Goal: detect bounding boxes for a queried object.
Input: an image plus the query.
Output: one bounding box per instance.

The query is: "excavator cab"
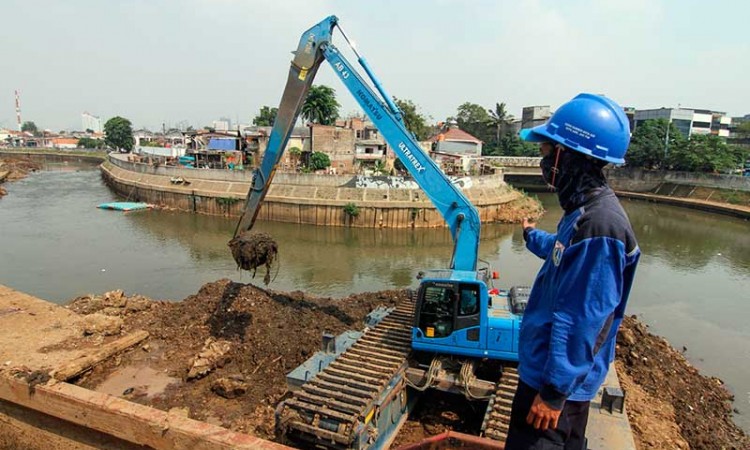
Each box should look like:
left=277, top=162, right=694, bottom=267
left=412, top=272, right=488, bottom=355
left=415, top=281, right=480, bottom=340
left=411, top=270, right=522, bottom=362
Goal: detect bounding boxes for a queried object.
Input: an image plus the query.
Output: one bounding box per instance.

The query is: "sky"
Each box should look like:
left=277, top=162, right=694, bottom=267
left=0, top=0, right=748, bottom=132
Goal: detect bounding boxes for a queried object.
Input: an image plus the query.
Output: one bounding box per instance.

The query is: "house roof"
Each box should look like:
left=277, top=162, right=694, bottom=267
left=428, top=127, right=482, bottom=144
left=52, top=138, right=79, bottom=145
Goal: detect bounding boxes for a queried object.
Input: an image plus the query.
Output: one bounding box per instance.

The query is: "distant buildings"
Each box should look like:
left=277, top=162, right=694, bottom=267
left=509, top=105, right=552, bottom=134
left=212, top=117, right=232, bottom=132
left=511, top=103, right=732, bottom=139
left=427, top=124, right=483, bottom=175
left=51, top=137, right=79, bottom=149
left=634, top=108, right=730, bottom=137
left=81, top=112, right=102, bottom=133
left=521, top=106, right=552, bottom=130
left=729, top=114, right=750, bottom=138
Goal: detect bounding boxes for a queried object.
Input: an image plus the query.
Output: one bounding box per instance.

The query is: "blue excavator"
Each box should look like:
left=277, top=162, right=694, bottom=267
left=232, top=16, right=526, bottom=449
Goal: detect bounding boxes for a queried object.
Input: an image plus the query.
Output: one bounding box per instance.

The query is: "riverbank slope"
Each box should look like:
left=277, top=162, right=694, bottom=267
left=0, top=156, right=42, bottom=197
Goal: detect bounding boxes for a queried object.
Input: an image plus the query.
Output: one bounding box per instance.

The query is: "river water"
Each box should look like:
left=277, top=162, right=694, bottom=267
left=1, top=166, right=749, bottom=431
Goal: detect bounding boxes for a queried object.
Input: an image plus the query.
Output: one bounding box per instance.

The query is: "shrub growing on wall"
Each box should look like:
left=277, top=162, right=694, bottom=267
left=343, top=202, right=360, bottom=218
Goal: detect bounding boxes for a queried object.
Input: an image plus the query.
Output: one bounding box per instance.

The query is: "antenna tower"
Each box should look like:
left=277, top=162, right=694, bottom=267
left=15, top=90, right=22, bottom=131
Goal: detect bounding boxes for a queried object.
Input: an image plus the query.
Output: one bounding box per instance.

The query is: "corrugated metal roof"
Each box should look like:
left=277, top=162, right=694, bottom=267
left=208, top=138, right=238, bottom=150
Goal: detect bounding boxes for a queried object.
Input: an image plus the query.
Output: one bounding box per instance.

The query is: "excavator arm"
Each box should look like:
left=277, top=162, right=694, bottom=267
left=234, top=15, right=481, bottom=271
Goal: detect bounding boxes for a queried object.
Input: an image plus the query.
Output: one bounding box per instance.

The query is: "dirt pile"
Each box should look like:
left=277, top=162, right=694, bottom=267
left=0, top=156, right=42, bottom=197
left=497, top=189, right=545, bottom=224
left=69, top=280, right=405, bottom=440
left=616, top=315, right=750, bottom=449
left=65, top=285, right=749, bottom=448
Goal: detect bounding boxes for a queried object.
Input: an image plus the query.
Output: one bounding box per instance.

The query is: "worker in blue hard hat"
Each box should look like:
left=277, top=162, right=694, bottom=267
left=505, top=93, right=640, bottom=450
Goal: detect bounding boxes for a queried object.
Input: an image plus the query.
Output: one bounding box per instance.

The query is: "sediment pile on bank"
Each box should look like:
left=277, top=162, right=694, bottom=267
left=0, top=157, right=41, bottom=197
left=616, top=315, right=749, bottom=449
left=66, top=284, right=749, bottom=448
left=68, top=281, right=404, bottom=439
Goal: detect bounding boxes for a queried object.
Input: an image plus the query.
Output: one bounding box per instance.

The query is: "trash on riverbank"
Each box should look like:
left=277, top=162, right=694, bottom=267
left=65, top=282, right=749, bottom=448
left=228, top=232, right=279, bottom=284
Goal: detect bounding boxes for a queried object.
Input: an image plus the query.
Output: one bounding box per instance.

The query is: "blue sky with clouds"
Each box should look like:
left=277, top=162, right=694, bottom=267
left=1, top=0, right=747, bottom=131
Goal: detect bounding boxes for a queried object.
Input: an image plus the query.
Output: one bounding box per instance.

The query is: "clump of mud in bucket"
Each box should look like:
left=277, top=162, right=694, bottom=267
left=228, top=232, right=278, bottom=285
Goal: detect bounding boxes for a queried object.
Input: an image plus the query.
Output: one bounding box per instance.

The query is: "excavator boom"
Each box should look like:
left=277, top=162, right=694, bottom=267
left=233, top=17, right=334, bottom=237
left=233, top=15, right=480, bottom=271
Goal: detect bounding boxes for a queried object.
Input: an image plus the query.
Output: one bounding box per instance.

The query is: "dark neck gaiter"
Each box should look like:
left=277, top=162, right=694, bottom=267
left=541, top=148, right=609, bottom=213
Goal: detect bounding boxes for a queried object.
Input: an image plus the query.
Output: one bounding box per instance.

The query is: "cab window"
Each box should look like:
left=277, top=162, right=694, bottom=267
left=458, top=284, right=479, bottom=316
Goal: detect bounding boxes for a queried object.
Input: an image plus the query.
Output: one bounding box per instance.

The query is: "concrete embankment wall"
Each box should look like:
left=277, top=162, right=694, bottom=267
left=606, top=167, right=750, bottom=192
left=0, top=149, right=104, bottom=166
left=101, top=155, right=531, bottom=228
left=605, top=167, right=750, bottom=219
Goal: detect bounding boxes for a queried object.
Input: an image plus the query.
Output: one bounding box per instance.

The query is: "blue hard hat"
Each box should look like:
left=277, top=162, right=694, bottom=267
left=519, top=93, right=631, bottom=164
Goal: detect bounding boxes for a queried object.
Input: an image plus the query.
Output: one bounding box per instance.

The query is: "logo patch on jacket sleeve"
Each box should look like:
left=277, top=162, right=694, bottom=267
left=552, top=241, right=566, bottom=266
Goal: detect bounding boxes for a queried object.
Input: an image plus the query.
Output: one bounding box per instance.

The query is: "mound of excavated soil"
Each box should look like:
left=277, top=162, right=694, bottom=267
left=70, top=280, right=405, bottom=439
left=616, top=315, right=750, bottom=449
left=67, top=285, right=749, bottom=449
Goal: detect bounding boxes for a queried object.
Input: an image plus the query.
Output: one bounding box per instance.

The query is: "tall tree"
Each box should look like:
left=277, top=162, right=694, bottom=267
left=735, top=121, right=750, bottom=137
left=393, top=97, right=431, bottom=141
left=453, top=102, right=492, bottom=143
left=497, top=133, right=538, bottom=156
left=669, top=134, right=744, bottom=173
left=253, top=106, right=278, bottom=126
left=21, top=121, right=39, bottom=136
left=302, top=85, right=340, bottom=126
left=488, top=103, right=513, bottom=144
left=626, top=119, right=685, bottom=169
left=104, top=116, right=134, bottom=152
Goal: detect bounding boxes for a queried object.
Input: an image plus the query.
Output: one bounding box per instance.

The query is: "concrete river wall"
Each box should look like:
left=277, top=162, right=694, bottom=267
left=100, top=154, right=533, bottom=228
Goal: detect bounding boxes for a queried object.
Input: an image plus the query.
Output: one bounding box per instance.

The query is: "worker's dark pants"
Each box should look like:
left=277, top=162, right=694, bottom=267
left=504, top=380, right=590, bottom=450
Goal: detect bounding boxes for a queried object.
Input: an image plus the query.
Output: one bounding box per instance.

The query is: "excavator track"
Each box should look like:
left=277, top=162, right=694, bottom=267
left=278, top=299, right=415, bottom=449
left=481, top=365, right=519, bottom=443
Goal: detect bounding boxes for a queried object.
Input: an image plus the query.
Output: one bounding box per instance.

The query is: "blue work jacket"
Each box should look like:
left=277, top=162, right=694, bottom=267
left=519, top=188, right=640, bottom=408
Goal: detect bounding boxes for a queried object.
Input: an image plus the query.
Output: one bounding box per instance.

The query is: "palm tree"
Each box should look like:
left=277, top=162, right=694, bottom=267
left=302, top=85, right=341, bottom=125
left=488, top=102, right=514, bottom=144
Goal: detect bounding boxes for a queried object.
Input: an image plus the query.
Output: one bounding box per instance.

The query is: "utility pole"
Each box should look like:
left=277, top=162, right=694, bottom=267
left=664, top=118, right=670, bottom=160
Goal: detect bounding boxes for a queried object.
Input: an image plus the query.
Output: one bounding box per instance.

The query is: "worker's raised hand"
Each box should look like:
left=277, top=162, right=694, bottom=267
left=526, top=394, right=561, bottom=431
left=522, top=217, right=537, bottom=230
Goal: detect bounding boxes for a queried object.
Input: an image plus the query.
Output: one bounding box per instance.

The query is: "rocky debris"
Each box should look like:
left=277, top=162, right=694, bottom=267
left=211, top=375, right=248, bottom=399
left=80, top=313, right=123, bottom=336
left=617, top=315, right=750, bottom=449
left=228, top=232, right=278, bottom=285
left=9, top=367, right=52, bottom=395
left=168, top=406, right=190, bottom=418
left=186, top=338, right=232, bottom=381
left=0, top=157, right=41, bottom=180
left=0, top=157, right=42, bottom=198
left=68, top=290, right=155, bottom=316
